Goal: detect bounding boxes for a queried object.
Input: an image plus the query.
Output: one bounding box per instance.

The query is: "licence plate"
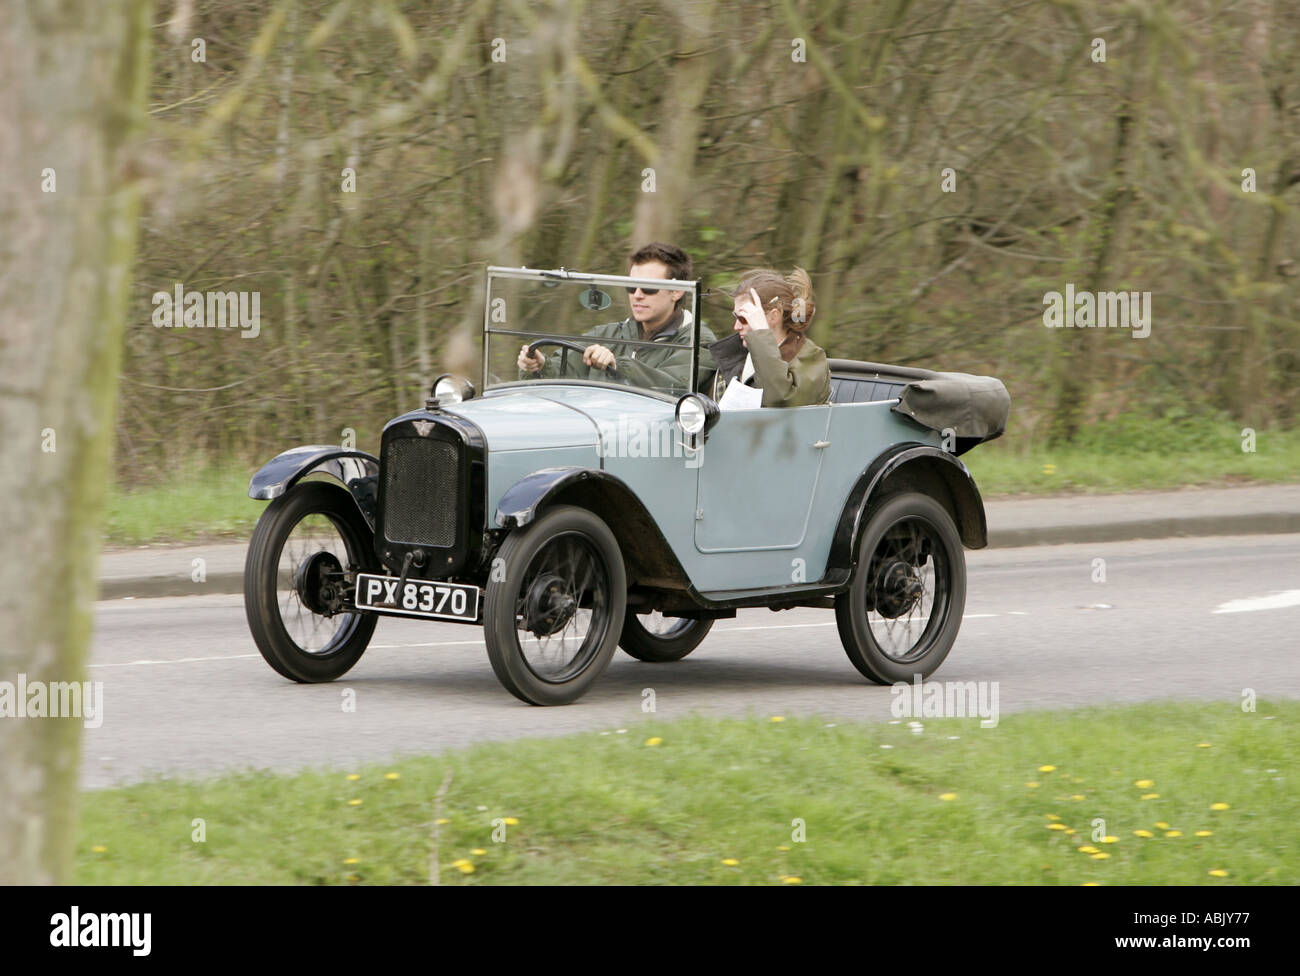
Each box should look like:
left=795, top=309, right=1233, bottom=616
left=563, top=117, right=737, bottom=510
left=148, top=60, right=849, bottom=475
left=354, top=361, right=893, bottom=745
left=355, top=573, right=481, bottom=622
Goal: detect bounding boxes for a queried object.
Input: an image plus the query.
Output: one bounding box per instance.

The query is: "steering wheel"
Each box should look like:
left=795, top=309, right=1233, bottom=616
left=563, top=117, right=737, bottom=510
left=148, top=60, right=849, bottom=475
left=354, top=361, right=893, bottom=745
left=527, top=338, right=624, bottom=383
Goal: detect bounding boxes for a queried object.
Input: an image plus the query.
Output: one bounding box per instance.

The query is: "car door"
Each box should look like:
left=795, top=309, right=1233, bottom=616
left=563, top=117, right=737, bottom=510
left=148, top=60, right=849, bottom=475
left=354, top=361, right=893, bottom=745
left=693, top=405, right=832, bottom=553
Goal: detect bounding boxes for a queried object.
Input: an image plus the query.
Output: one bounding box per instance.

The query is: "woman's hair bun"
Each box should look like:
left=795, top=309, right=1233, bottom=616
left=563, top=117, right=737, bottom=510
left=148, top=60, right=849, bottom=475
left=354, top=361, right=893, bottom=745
left=785, top=267, right=815, bottom=329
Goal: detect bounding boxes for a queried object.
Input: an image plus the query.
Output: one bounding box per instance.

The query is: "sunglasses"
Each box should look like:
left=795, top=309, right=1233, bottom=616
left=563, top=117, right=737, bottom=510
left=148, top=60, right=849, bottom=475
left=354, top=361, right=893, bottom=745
left=625, top=286, right=660, bottom=296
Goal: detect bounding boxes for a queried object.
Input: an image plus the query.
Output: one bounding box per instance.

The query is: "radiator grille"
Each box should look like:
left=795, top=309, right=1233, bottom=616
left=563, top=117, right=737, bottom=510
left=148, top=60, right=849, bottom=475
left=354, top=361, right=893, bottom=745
left=382, top=437, right=459, bottom=547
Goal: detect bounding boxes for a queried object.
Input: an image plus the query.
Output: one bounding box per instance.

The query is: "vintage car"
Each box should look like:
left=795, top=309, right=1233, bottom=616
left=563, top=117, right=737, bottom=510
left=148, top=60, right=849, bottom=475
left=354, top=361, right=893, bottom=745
left=244, top=267, right=1010, bottom=705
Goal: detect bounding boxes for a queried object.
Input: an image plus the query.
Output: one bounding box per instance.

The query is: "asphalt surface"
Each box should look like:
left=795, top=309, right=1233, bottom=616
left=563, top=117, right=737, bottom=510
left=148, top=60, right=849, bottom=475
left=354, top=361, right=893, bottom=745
left=84, top=532, right=1300, bottom=789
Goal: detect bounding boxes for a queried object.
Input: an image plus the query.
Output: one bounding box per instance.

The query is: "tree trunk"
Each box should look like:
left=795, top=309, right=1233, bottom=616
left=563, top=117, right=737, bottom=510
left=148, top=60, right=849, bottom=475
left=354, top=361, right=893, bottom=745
left=0, top=0, right=151, bottom=884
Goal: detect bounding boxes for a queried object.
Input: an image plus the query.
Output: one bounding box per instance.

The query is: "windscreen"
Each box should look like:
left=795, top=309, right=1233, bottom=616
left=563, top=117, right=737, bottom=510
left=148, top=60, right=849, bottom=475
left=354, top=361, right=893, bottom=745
left=483, top=268, right=709, bottom=399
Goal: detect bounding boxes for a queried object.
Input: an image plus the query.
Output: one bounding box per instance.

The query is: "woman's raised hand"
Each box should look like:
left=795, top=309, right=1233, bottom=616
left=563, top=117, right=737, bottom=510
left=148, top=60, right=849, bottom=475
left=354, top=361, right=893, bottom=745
left=733, top=288, right=769, bottom=335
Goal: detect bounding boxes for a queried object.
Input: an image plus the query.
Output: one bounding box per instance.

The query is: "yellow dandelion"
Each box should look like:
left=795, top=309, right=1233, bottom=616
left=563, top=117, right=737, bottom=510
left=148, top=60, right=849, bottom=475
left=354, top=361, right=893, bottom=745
left=346, top=774, right=360, bottom=781
left=435, top=818, right=450, bottom=825
left=1064, top=828, right=1077, bottom=835
left=1134, top=779, right=1154, bottom=788
left=1090, top=852, right=1111, bottom=860
left=781, top=876, right=802, bottom=884
left=1210, top=802, right=1230, bottom=811
left=1196, top=743, right=1212, bottom=749
left=1208, top=869, right=1229, bottom=878
left=1047, top=823, right=1068, bottom=831
left=1100, top=836, right=1119, bottom=844
left=1155, top=822, right=1169, bottom=829
left=1195, top=830, right=1212, bottom=837
left=1038, top=765, right=1057, bottom=773
left=777, top=845, right=790, bottom=851
left=471, top=848, right=487, bottom=856
left=645, top=737, right=663, bottom=747
left=769, top=716, right=785, bottom=723
left=1026, top=782, right=1040, bottom=788
left=1165, top=830, right=1182, bottom=838
left=449, top=858, right=469, bottom=867
left=347, top=799, right=363, bottom=806
left=1134, top=830, right=1154, bottom=838
left=91, top=845, right=107, bottom=854
left=1070, top=794, right=1086, bottom=801
left=1081, top=882, right=1100, bottom=886
left=939, top=793, right=957, bottom=801
left=343, top=857, right=360, bottom=865
left=1078, top=846, right=1100, bottom=854
left=457, top=862, right=476, bottom=874
left=1045, top=814, right=1061, bottom=821
left=1140, top=793, right=1159, bottom=800
left=503, top=817, right=519, bottom=825
left=384, top=772, right=400, bottom=780
left=721, top=858, right=739, bottom=866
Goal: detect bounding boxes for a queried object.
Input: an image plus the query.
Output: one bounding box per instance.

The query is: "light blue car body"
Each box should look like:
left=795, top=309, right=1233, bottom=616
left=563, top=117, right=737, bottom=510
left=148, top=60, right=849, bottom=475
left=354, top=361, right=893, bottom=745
left=439, top=381, right=941, bottom=596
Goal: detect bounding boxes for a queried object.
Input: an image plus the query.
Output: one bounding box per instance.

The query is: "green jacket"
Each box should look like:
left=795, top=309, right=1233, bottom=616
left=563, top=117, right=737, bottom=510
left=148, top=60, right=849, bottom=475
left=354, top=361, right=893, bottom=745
left=521, top=309, right=716, bottom=395
left=708, top=330, right=831, bottom=407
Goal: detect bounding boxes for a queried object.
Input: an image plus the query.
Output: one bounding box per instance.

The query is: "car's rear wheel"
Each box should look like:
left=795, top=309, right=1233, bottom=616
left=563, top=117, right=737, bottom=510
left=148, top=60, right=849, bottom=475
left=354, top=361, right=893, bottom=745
left=244, top=481, right=378, bottom=683
left=483, top=506, right=626, bottom=705
left=619, top=611, right=713, bottom=662
left=835, top=492, right=966, bottom=685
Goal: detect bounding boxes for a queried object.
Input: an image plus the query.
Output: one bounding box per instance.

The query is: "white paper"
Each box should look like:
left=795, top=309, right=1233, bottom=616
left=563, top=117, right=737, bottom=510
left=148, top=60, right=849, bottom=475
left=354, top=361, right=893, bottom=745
left=718, top=377, right=763, bottom=410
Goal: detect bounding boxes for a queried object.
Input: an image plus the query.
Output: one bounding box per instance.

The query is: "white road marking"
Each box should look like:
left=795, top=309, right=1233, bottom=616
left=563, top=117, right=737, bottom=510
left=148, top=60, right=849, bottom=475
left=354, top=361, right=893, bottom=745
left=91, top=612, right=1014, bottom=668
left=1212, top=590, right=1300, bottom=614
left=90, top=653, right=259, bottom=669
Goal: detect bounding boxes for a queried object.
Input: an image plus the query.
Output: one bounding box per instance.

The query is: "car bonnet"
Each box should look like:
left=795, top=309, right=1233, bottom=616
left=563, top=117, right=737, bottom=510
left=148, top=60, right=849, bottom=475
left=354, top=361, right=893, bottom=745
left=437, top=386, right=602, bottom=450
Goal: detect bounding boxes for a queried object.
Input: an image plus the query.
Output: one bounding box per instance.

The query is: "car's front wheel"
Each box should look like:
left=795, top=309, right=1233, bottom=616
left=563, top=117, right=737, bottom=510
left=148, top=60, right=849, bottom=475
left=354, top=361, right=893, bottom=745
left=483, top=506, right=627, bottom=705
left=835, top=492, right=966, bottom=684
left=619, top=612, right=713, bottom=662
left=244, top=481, right=378, bottom=683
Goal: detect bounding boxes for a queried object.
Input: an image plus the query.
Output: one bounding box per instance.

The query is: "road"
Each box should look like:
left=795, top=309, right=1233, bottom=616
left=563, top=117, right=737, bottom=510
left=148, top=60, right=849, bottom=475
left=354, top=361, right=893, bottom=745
left=84, top=534, right=1300, bottom=788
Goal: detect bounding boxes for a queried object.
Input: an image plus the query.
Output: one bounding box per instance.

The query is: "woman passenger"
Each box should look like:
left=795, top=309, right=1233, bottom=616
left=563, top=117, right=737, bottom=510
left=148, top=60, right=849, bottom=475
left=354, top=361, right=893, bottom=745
left=708, top=267, right=831, bottom=407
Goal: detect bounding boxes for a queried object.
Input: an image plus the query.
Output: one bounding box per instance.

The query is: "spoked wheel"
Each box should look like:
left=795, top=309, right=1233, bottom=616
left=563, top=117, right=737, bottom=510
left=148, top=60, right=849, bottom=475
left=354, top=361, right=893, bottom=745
left=619, top=611, right=714, bottom=662
left=835, top=492, right=966, bottom=684
left=483, top=506, right=626, bottom=705
left=244, top=482, right=378, bottom=682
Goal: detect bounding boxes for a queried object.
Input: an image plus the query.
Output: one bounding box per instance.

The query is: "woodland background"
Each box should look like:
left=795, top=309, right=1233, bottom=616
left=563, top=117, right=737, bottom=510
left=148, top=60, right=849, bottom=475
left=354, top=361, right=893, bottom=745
left=121, top=0, right=1300, bottom=471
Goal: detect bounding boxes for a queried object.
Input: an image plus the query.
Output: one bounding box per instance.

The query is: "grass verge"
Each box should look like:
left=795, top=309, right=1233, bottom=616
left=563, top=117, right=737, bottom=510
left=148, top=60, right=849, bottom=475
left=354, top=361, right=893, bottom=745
left=76, top=701, right=1296, bottom=885
left=106, top=467, right=260, bottom=547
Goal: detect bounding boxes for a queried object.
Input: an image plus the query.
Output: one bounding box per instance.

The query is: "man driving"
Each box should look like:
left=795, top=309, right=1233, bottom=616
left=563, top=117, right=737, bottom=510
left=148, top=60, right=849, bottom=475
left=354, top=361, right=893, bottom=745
left=516, top=242, right=716, bottom=394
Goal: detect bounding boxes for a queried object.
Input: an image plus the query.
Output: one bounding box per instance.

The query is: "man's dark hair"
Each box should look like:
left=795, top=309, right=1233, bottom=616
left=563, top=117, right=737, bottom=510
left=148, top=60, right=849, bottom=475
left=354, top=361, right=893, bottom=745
left=629, top=242, right=693, bottom=282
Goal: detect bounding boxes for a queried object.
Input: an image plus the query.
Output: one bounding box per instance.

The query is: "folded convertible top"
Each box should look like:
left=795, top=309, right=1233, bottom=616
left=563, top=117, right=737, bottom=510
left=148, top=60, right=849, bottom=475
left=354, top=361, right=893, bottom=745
left=892, top=371, right=1010, bottom=449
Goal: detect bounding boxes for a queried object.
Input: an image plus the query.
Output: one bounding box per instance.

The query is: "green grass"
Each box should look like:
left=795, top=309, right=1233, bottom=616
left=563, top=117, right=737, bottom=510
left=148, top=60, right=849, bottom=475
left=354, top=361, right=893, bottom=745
left=965, top=414, right=1300, bottom=496
left=105, top=417, right=1300, bottom=546
left=75, top=702, right=1297, bottom=885
left=105, top=466, right=260, bottom=546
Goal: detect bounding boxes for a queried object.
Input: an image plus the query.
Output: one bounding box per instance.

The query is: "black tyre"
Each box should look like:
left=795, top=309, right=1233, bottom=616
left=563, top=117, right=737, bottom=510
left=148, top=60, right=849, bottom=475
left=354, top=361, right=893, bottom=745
left=834, top=492, right=966, bottom=685
left=483, top=506, right=626, bottom=705
left=620, top=612, right=713, bottom=662
left=244, top=481, right=378, bottom=683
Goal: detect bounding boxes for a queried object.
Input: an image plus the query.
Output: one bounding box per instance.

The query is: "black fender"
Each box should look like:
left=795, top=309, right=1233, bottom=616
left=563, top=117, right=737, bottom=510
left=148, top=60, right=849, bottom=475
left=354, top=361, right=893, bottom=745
left=828, top=443, right=987, bottom=573
left=248, top=446, right=379, bottom=530
left=495, top=467, right=693, bottom=591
